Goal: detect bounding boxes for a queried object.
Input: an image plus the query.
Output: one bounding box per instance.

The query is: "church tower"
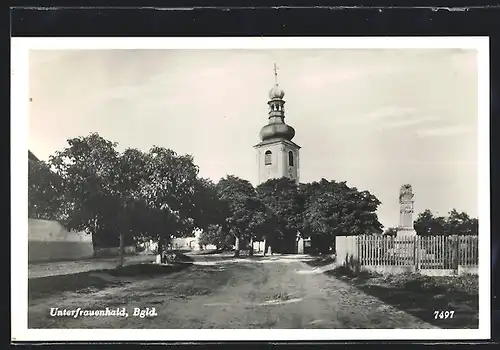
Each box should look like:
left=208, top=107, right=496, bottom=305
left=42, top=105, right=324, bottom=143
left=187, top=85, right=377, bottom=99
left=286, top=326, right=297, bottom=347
left=254, top=64, right=301, bottom=185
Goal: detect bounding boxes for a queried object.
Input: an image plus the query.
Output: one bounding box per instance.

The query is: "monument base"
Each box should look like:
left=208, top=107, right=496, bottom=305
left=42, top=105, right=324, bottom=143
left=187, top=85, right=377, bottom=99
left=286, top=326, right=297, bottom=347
left=394, top=228, right=417, bottom=252
left=297, top=238, right=304, bottom=254
left=396, top=228, right=417, bottom=238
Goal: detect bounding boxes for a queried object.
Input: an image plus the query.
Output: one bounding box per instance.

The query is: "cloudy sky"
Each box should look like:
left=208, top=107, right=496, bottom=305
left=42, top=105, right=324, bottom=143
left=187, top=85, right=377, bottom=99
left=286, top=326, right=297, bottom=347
left=28, top=48, right=478, bottom=229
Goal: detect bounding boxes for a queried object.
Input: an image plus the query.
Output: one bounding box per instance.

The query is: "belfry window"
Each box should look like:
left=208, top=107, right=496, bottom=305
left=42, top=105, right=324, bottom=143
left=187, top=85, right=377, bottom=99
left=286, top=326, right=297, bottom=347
left=265, top=151, right=272, bottom=165
left=288, top=151, right=294, bottom=166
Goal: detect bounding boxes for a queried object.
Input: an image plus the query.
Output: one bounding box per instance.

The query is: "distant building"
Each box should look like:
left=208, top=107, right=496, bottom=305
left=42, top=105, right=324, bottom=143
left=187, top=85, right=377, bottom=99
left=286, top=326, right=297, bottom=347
left=28, top=150, right=40, bottom=162
left=171, top=230, right=202, bottom=251
left=170, top=229, right=216, bottom=251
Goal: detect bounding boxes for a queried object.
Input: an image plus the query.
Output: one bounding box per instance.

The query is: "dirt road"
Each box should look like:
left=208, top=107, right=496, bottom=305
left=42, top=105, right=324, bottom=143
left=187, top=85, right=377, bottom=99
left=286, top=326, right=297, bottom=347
left=28, top=254, right=438, bottom=329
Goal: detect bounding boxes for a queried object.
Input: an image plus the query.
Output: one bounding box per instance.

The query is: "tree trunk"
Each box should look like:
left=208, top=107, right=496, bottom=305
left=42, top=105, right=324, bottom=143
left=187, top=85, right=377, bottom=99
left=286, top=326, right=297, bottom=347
left=249, top=237, right=254, bottom=256
left=234, top=236, right=240, bottom=257
left=117, top=232, right=124, bottom=268
left=263, top=237, right=267, bottom=256
left=157, top=236, right=163, bottom=264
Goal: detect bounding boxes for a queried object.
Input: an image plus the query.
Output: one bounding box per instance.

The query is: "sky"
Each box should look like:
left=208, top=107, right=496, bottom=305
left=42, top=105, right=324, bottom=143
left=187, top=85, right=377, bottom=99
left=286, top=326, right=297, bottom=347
left=28, top=48, right=479, bottom=229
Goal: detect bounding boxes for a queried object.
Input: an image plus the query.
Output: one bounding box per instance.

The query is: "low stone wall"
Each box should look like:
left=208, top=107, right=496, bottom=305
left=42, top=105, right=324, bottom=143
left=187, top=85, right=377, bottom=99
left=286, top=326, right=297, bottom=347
left=458, top=265, right=478, bottom=276
left=362, top=265, right=417, bottom=274
left=419, top=269, right=457, bottom=277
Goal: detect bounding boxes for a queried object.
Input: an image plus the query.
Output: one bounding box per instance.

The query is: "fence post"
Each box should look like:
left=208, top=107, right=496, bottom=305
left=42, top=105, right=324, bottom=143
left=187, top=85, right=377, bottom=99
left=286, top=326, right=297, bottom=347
left=356, top=235, right=359, bottom=268
left=414, top=235, right=419, bottom=271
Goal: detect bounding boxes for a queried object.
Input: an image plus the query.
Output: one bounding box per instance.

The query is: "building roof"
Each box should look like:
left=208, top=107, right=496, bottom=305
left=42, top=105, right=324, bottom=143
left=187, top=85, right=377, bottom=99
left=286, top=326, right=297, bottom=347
left=28, top=150, right=40, bottom=162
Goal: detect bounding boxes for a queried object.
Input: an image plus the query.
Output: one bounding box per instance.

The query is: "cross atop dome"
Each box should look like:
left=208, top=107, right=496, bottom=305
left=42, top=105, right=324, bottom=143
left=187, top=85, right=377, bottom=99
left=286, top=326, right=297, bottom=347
left=273, top=62, right=279, bottom=85
left=269, top=62, right=285, bottom=100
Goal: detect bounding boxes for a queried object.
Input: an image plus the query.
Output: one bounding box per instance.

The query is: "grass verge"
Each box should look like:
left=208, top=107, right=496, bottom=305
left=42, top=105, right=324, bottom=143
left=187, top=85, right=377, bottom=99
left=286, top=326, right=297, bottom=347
left=330, top=266, right=478, bottom=329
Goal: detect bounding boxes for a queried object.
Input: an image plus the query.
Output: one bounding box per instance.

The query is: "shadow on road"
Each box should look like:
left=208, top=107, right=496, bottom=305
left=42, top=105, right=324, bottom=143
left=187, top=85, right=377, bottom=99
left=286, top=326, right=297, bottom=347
left=328, top=267, right=479, bottom=329
left=192, top=249, right=226, bottom=255
left=29, top=263, right=192, bottom=301
left=302, top=255, right=336, bottom=268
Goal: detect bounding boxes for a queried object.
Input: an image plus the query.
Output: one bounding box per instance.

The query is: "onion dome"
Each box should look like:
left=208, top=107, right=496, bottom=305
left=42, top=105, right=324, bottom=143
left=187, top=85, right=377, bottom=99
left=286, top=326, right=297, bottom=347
left=258, top=63, right=296, bottom=142
left=269, top=85, right=285, bottom=99
left=260, top=123, right=295, bottom=141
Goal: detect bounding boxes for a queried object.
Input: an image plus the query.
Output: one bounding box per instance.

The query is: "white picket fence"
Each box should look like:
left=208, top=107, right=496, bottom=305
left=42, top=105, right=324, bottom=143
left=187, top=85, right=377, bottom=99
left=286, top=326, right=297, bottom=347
left=335, top=234, right=478, bottom=275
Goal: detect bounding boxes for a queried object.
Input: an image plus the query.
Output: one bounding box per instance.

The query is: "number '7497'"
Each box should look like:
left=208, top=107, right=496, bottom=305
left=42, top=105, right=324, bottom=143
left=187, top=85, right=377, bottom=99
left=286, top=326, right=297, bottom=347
left=434, top=310, right=455, bottom=319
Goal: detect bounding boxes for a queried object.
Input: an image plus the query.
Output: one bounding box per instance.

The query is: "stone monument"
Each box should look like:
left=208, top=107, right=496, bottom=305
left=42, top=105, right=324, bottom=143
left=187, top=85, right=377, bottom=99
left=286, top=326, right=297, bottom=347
left=297, top=232, right=304, bottom=254
left=396, top=184, right=417, bottom=237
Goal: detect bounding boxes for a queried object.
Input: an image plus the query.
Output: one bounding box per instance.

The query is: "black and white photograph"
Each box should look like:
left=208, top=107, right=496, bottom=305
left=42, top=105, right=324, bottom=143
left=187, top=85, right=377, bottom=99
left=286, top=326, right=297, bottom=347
left=11, top=37, right=490, bottom=341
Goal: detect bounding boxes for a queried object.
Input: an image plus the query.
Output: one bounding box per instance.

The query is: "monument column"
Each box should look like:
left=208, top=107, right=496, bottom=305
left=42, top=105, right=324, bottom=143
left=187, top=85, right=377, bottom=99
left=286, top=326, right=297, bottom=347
left=397, top=184, right=417, bottom=237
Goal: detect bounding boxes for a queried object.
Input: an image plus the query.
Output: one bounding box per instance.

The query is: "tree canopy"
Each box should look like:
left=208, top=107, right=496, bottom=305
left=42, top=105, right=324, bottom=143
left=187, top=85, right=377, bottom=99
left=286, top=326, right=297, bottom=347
left=30, top=132, right=477, bottom=262
left=29, top=132, right=387, bottom=258
left=414, top=208, right=478, bottom=236
left=31, top=133, right=221, bottom=266
left=300, top=179, right=383, bottom=253
left=215, top=175, right=270, bottom=256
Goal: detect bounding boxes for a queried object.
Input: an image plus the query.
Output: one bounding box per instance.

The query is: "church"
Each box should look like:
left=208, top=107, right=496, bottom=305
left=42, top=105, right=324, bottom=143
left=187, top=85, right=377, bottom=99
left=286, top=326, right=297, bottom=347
left=168, top=64, right=311, bottom=255
left=252, top=64, right=311, bottom=254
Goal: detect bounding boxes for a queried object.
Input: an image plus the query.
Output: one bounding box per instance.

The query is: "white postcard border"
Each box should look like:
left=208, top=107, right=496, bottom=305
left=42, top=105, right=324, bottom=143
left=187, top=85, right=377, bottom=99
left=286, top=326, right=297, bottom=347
left=11, top=36, right=490, bottom=342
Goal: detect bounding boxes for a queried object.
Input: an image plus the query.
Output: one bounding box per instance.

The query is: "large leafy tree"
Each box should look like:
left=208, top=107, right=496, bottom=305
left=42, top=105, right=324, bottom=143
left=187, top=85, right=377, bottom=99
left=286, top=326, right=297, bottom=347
left=300, top=179, right=383, bottom=253
left=139, top=146, right=202, bottom=259
left=413, top=209, right=448, bottom=236
left=215, top=175, right=268, bottom=257
left=45, top=132, right=222, bottom=266
left=112, top=147, right=151, bottom=266
left=446, top=208, right=478, bottom=235
left=256, top=177, right=304, bottom=254
left=191, top=177, right=227, bottom=231
left=193, top=177, right=235, bottom=251
left=49, top=133, right=122, bottom=245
